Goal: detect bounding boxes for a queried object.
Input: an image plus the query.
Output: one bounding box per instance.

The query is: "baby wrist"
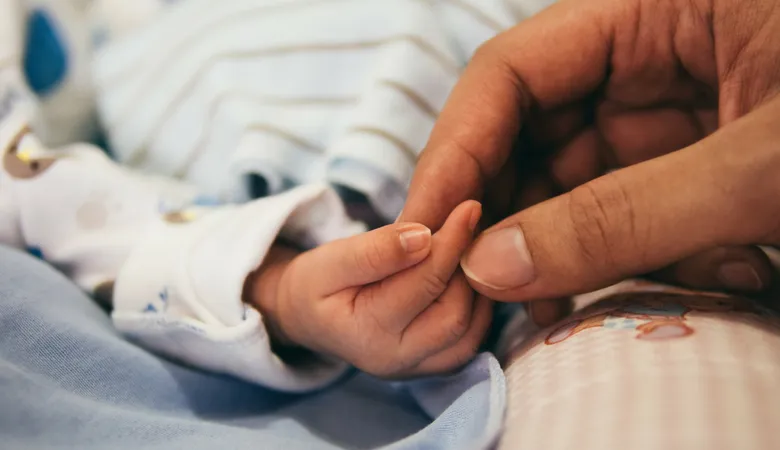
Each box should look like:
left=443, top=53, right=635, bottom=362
left=242, top=244, right=302, bottom=349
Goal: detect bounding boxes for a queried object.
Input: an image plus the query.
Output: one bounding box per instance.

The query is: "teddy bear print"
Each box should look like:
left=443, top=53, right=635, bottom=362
left=3, top=125, right=59, bottom=179
left=158, top=195, right=220, bottom=224
left=545, top=293, right=777, bottom=345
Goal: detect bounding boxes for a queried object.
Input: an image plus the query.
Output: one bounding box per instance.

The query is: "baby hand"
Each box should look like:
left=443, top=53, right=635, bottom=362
left=269, top=201, right=491, bottom=378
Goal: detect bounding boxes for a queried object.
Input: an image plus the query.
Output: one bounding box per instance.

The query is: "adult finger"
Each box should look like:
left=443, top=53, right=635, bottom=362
left=526, top=298, right=573, bottom=327
left=651, top=245, right=773, bottom=293
left=549, top=128, right=607, bottom=191
left=401, top=0, right=614, bottom=229
left=460, top=97, right=780, bottom=302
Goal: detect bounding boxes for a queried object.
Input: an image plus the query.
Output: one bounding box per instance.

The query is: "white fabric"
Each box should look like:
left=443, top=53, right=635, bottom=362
left=112, top=185, right=360, bottom=391
left=0, top=0, right=24, bottom=67
left=87, top=0, right=521, bottom=220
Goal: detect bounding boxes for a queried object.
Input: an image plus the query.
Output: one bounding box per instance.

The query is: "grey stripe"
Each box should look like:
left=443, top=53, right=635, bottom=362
left=442, top=0, right=506, bottom=33
left=347, top=126, right=418, bottom=164
left=97, top=0, right=350, bottom=87
left=171, top=93, right=355, bottom=176
left=169, top=122, right=325, bottom=177
left=377, top=79, right=439, bottom=120
left=116, top=34, right=459, bottom=164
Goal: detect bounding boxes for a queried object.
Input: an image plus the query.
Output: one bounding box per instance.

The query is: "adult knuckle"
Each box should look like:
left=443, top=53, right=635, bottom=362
left=472, top=39, right=497, bottom=63
left=567, top=175, right=639, bottom=267
left=472, top=29, right=514, bottom=63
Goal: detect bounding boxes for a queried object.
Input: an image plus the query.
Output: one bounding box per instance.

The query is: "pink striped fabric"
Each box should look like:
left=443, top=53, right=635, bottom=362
left=498, top=280, right=780, bottom=450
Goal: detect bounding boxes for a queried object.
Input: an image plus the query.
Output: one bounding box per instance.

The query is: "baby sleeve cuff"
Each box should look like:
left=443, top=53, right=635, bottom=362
left=112, top=184, right=365, bottom=392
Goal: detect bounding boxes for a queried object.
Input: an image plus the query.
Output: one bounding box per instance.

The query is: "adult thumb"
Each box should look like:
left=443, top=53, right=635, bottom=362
left=460, top=99, right=780, bottom=302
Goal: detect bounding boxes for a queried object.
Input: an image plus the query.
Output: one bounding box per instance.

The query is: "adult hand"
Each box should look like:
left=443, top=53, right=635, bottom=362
left=401, top=0, right=780, bottom=320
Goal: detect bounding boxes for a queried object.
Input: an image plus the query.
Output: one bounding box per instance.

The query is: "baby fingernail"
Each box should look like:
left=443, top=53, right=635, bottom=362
left=717, top=261, right=764, bottom=291
left=399, top=225, right=431, bottom=253
left=461, top=226, right=535, bottom=290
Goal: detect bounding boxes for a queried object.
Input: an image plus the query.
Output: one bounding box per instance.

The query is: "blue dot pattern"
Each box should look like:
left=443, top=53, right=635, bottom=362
left=23, top=9, right=69, bottom=96
left=26, top=246, right=44, bottom=260
left=143, top=287, right=170, bottom=313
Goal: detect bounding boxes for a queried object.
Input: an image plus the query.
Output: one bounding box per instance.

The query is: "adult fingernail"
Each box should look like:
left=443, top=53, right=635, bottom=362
left=717, top=261, right=764, bottom=291
left=399, top=225, right=431, bottom=253
left=461, top=226, right=535, bottom=290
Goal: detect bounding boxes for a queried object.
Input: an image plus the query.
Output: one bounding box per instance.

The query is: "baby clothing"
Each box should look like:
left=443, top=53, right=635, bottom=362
left=89, top=0, right=521, bottom=220
left=20, top=0, right=553, bottom=222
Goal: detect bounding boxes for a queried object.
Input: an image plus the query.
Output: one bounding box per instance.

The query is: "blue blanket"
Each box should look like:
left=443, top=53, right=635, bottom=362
left=0, top=246, right=505, bottom=449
